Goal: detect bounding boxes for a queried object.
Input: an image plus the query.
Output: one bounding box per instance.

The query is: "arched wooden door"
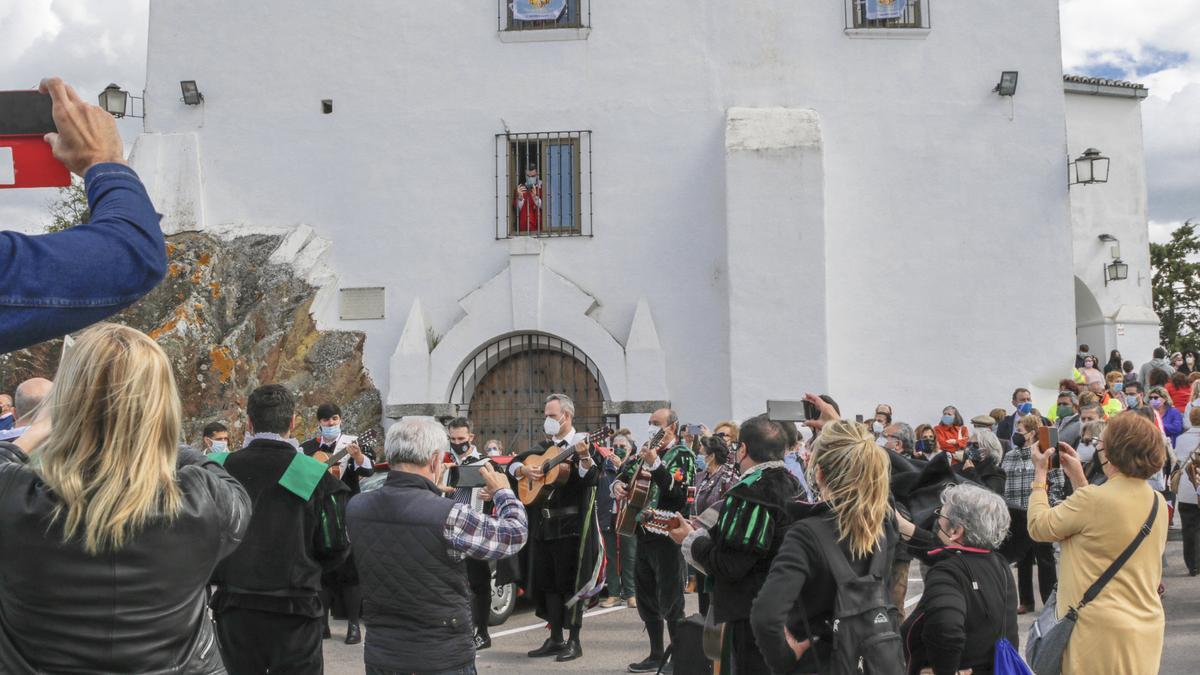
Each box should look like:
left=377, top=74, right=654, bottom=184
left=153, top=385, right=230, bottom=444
left=450, top=334, right=606, bottom=456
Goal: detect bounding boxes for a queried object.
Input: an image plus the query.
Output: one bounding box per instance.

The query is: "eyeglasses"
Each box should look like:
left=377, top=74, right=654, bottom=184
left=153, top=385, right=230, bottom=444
left=1148, top=395, right=1163, bottom=401
left=714, top=432, right=730, bottom=439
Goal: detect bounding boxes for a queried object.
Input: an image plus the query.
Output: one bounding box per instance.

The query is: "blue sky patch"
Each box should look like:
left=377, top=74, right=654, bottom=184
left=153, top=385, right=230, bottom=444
left=1080, top=47, right=1189, bottom=80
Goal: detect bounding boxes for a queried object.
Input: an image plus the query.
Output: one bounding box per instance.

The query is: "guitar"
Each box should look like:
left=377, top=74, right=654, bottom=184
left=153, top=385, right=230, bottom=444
left=312, top=428, right=380, bottom=479
left=614, top=429, right=667, bottom=536
left=637, top=507, right=683, bottom=537
left=517, top=427, right=615, bottom=506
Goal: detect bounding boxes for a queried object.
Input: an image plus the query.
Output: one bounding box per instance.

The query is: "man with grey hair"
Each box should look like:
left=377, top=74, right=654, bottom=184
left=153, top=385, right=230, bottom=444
left=347, top=418, right=527, bottom=675
left=508, top=393, right=603, bottom=662
left=883, top=421, right=916, bottom=458
left=0, top=378, right=52, bottom=442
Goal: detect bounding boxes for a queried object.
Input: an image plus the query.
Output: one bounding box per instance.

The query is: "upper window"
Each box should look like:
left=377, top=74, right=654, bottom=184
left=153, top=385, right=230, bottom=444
left=846, top=0, right=930, bottom=30
left=500, top=0, right=587, bottom=32
left=495, top=131, right=592, bottom=239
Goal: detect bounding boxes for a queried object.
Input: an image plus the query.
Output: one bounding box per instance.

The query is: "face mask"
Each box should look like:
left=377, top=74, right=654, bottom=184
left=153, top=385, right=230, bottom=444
left=695, top=455, right=708, bottom=472
left=647, top=425, right=660, bottom=441
left=1017, top=402, right=1033, bottom=416
left=486, top=446, right=500, bottom=456
left=1188, top=357, right=1196, bottom=366
left=1011, top=432, right=1026, bottom=448
left=871, top=421, right=885, bottom=435
left=450, top=441, right=469, bottom=454
left=1125, top=395, right=1139, bottom=409
left=1056, top=405, right=1074, bottom=419
left=1113, top=382, right=1124, bottom=392
left=210, top=440, right=228, bottom=453
left=320, top=425, right=340, bottom=442
left=940, top=414, right=954, bottom=426
left=1150, top=398, right=1163, bottom=409
left=544, top=416, right=562, bottom=437
left=918, top=439, right=936, bottom=453
left=614, top=445, right=630, bottom=458
left=525, top=176, right=537, bottom=188
left=875, top=436, right=889, bottom=448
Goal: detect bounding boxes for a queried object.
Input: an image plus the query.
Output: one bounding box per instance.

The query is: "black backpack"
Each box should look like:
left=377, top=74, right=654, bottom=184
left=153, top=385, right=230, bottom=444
left=804, top=517, right=905, bottom=675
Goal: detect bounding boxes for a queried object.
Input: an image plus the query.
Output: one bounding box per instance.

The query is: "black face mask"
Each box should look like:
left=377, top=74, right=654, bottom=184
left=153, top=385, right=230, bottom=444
left=450, top=441, right=469, bottom=454
left=1011, top=432, right=1026, bottom=448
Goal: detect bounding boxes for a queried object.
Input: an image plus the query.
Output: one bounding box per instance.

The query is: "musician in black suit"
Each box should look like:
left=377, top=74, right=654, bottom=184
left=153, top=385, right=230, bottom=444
left=299, top=402, right=375, bottom=645
left=507, top=393, right=602, bottom=663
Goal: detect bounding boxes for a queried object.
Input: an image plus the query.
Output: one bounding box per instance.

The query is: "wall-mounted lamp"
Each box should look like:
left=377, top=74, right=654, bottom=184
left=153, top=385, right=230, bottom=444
left=1098, top=233, right=1121, bottom=260
left=993, top=71, right=1019, bottom=96
left=180, top=80, right=204, bottom=105
left=98, top=83, right=144, bottom=119
left=1070, top=148, right=1109, bottom=186
left=1104, top=259, right=1129, bottom=286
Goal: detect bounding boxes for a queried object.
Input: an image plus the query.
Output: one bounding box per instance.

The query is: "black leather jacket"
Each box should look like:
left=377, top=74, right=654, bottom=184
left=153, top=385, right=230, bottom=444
left=0, top=442, right=250, bottom=674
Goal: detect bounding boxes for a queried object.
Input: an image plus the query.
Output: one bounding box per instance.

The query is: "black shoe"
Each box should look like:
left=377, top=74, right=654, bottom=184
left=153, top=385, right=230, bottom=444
left=322, top=624, right=331, bottom=640
left=474, top=632, right=492, bottom=650
left=555, top=638, right=583, bottom=662
left=1190, top=568, right=1198, bottom=577
left=628, top=654, right=664, bottom=672
left=660, top=662, right=674, bottom=675
left=527, top=637, right=568, bottom=657
left=344, top=623, right=361, bottom=645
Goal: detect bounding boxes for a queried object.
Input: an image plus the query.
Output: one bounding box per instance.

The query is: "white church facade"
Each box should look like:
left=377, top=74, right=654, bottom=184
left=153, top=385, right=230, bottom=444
left=128, top=0, right=1159, bottom=446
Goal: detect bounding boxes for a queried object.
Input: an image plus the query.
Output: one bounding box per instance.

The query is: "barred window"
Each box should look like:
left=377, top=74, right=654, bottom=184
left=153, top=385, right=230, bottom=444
left=496, top=131, right=592, bottom=239
left=500, top=0, right=587, bottom=32
left=846, top=0, right=930, bottom=30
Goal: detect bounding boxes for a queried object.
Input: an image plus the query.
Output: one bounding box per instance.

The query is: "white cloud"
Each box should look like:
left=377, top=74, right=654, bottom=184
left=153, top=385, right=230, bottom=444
left=1060, top=0, right=1200, bottom=240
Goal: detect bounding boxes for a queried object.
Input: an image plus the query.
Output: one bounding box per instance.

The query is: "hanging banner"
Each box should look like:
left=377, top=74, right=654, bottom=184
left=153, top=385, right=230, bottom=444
left=866, top=0, right=909, bottom=21
left=511, top=0, right=568, bottom=22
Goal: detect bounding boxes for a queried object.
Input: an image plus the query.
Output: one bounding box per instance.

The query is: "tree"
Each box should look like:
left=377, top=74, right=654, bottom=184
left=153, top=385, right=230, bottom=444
left=1150, top=221, right=1200, bottom=353
left=45, top=179, right=90, bottom=233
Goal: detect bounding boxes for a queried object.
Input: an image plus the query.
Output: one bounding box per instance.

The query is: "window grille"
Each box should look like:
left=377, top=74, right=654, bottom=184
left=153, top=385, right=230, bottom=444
left=846, top=0, right=930, bottom=30
left=499, top=0, right=587, bottom=32
left=495, top=130, right=592, bottom=239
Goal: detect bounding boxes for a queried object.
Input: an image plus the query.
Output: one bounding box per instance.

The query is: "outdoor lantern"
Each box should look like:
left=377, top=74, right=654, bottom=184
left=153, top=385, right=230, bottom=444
left=1072, top=148, right=1110, bottom=185
left=98, top=83, right=129, bottom=118
left=995, top=71, right=1019, bottom=96
left=1104, top=259, right=1129, bottom=286
left=180, top=80, right=204, bottom=105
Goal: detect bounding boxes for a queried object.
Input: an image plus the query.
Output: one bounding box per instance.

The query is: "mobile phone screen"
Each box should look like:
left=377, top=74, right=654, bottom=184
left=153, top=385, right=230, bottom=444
left=0, top=91, right=56, bottom=135
left=767, top=400, right=807, bottom=422
left=451, top=464, right=488, bottom=488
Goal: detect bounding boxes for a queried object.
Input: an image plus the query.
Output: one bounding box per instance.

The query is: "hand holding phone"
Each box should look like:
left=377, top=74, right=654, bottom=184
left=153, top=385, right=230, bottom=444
left=1038, top=427, right=1060, bottom=469
left=39, top=77, right=125, bottom=176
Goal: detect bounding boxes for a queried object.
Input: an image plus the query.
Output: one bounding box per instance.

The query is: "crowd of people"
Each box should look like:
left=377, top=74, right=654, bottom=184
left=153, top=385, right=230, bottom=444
left=0, top=79, right=1195, bottom=675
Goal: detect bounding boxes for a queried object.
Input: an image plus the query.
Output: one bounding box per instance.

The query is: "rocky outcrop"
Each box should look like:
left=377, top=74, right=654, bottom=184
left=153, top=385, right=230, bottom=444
left=0, top=230, right=380, bottom=445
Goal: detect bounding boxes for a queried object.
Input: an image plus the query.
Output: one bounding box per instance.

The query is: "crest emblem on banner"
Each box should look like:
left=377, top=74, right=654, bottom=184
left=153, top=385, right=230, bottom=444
left=511, top=0, right=568, bottom=22
left=865, top=0, right=908, bottom=21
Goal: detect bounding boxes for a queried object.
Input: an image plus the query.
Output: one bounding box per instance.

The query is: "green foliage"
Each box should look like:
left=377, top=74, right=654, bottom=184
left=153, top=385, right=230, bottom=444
left=1150, top=221, right=1200, bottom=353
left=45, top=179, right=90, bottom=233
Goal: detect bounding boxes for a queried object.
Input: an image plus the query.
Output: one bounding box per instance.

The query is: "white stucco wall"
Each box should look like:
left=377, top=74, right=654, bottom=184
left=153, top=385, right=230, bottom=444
left=136, top=0, right=1079, bottom=427
left=1064, top=90, right=1160, bottom=367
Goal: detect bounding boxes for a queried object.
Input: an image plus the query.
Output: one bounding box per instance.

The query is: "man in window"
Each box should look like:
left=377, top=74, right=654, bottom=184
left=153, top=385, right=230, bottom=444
left=514, top=164, right=542, bottom=233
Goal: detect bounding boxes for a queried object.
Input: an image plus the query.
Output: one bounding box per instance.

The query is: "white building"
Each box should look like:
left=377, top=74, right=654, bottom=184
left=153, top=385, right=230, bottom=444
left=129, top=0, right=1158, bottom=447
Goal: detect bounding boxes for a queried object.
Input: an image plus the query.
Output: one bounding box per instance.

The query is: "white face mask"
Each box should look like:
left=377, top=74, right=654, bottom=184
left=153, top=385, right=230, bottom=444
left=872, top=421, right=885, bottom=435
left=647, top=425, right=661, bottom=442
left=544, top=416, right=562, bottom=437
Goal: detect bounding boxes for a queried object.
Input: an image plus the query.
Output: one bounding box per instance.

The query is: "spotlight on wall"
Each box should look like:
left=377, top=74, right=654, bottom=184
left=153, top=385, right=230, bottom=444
left=180, top=80, right=204, bottom=106
left=1070, top=148, right=1109, bottom=186
left=993, top=71, right=1019, bottom=96
left=98, top=83, right=143, bottom=119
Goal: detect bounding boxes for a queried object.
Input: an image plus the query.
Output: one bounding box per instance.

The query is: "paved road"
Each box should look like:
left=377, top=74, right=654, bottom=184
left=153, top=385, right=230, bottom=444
left=325, top=539, right=1197, bottom=674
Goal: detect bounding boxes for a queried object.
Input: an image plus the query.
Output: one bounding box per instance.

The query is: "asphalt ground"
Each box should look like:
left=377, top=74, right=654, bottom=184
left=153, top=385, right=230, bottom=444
left=325, top=539, right=1197, bottom=674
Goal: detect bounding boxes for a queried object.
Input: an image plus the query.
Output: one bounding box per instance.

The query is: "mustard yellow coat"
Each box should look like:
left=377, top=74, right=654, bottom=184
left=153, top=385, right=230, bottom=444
left=1028, top=475, right=1167, bottom=675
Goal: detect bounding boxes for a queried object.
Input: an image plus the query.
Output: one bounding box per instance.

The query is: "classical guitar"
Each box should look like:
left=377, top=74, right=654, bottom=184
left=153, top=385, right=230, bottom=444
left=312, top=428, right=380, bottom=479
left=614, top=429, right=667, bottom=536
left=517, top=427, right=615, bottom=506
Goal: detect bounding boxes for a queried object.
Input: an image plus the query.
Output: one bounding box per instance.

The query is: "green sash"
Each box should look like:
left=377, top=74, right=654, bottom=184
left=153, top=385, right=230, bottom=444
left=207, top=450, right=327, bottom=501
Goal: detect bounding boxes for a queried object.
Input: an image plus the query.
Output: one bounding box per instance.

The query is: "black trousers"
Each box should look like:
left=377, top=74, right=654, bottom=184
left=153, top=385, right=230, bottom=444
left=1179, top=502, right=1200, bottom=573
left=728, top=618, right=771, bottom=675
left=1004, top=512, right=1056, bottom=607
left=466, top=558, right=492, bottom=636
left=214, top=607, right=323, bottom=675
left=635, top=534, right=686, bottom=637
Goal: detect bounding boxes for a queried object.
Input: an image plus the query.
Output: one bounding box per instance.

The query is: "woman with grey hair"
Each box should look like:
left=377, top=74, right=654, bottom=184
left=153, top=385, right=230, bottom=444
left=954, top=428, right=1007, bottom=495
left=895, top=484, right=1019, bottom=674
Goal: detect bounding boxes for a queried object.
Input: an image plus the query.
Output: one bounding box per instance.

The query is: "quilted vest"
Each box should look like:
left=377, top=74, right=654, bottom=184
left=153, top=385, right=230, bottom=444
left=347, top=471, right=474, bottom=671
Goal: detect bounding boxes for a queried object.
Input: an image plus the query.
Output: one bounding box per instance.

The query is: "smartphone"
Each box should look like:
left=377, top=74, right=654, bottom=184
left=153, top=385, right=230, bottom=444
left=855, top=414, right=865, bottom=424
left=767, top=399, right=818, bottom=423
left=448, top=464, right=488, bottom=489
left=686, top=423, right=702, bottom=436
left=1038, top=427, right=1061, bottom=469
left=0, top=90, right=70, bottom=189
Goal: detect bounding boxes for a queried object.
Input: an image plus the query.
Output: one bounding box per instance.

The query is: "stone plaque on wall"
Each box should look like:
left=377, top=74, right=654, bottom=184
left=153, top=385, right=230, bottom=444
left=340, top=287, right=385, bottom=320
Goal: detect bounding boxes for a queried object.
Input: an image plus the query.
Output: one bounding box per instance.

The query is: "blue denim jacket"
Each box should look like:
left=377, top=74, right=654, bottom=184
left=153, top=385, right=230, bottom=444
left=0, top=163, right=166, bottom=353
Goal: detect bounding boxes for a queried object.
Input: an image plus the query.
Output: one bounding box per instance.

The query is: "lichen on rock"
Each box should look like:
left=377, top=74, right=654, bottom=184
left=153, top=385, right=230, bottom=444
left=0, top=230, right=381, bottom=446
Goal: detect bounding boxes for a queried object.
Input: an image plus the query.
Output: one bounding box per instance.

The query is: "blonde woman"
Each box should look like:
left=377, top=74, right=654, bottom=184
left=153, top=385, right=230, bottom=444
left=751, top=395, right=897, bottom=674
left=0, top=324, right=250, bottom=673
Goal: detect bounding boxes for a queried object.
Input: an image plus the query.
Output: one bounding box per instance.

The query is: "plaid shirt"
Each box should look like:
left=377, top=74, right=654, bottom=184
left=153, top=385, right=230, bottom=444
left=443, top=487, right=528, bottom=562
left=1001, top=446, right=1064, bottom=509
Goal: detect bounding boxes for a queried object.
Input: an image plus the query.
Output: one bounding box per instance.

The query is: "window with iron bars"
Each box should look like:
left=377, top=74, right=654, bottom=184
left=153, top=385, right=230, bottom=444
left=496, top=131, right=592, bottom=239
left=846, top=0, right=930, bottom=30
left=499, top=0, right=587, bottom=32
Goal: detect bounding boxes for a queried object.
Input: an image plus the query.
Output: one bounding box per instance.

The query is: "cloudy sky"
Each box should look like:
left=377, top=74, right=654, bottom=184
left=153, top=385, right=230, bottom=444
left=1, top=0, right=1197, bottom=241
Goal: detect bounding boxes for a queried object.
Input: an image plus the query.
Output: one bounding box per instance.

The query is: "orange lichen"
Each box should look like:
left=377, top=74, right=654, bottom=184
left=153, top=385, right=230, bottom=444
left=209, top=282, right=222, bottom=299
left=210, top=346, right=235, bottom=383
left=167, top=262, right=184, bottom=278
left=148, top=305, right=188, bottom=340
left=198, top=252, right=212, bottom=266
left=191, top=269, right=203, bottom=285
